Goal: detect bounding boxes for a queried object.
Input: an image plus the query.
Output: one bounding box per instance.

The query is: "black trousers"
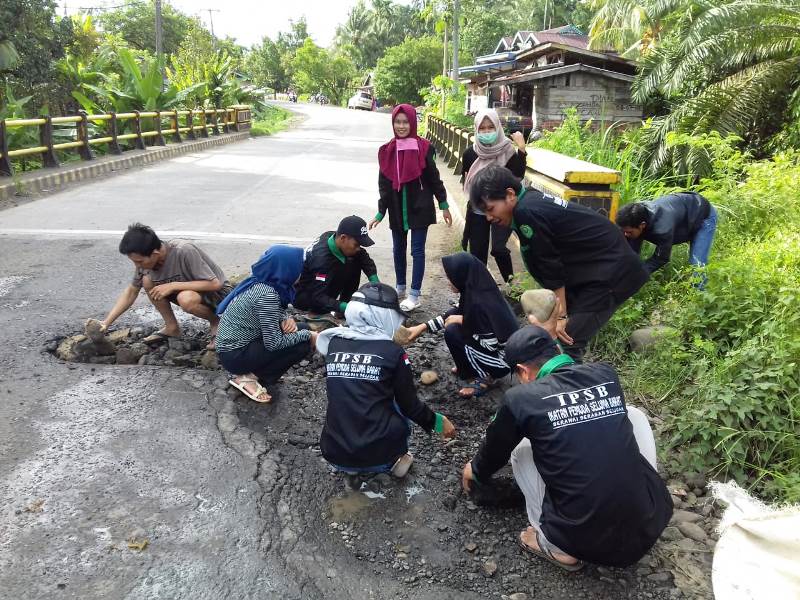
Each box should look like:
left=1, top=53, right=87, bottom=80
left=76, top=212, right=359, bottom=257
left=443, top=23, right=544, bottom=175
left=562, top=301, right=618, bottom=362
left=218, top=323, right=311, bottom=384
left=442, top=309, right=511, bottom=381
left=463, top=211, right=514, bottom=283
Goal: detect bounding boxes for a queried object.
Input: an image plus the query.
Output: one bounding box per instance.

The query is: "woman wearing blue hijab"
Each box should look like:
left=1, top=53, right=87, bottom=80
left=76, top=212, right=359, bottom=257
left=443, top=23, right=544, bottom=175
left=216, top=245, right=317, bottom=403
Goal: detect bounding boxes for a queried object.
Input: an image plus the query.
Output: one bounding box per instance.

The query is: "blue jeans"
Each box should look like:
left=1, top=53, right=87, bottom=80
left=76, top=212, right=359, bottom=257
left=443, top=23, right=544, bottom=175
left=689, top=206, right=717, bottom=288
left=391, top=227, right=428, bottom=296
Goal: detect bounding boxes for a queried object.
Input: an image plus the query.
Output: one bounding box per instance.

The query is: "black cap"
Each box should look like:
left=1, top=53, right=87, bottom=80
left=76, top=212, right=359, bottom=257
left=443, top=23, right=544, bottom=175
left=504, top=325, right=559, bottom=367
left=350, top=282, right=408, bottom=317
left=337, top=215, right=374, bottom=247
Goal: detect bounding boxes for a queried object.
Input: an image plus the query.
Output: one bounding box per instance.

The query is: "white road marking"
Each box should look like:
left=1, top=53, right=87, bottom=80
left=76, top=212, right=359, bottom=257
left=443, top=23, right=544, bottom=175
left=0, top=228, right=314, bottom=244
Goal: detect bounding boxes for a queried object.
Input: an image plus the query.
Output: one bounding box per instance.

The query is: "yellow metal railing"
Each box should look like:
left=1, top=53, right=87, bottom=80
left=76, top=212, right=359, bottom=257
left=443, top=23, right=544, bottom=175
left=0, top=106, right=252, bottom=177
left=425, top=114, right=621, bottom=220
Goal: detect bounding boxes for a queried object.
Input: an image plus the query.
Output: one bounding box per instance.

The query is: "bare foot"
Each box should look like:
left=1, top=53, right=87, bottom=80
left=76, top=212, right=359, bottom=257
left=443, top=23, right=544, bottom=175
left=520, top=527, right=579, bottom=566
left=233, top=375, right=271, bottom=403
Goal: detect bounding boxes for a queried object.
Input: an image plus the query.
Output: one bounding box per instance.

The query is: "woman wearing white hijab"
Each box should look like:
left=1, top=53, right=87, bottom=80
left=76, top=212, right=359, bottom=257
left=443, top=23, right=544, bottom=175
left=317, top=283, right=455, bottom=478
left=461, top=108, right=528, bottom=283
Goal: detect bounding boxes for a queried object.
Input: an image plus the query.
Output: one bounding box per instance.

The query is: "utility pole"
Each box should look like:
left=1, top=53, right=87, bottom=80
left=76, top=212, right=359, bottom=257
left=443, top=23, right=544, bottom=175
left=441, top=22, right=448, bottom=117
left=154, top=0, right=163, bottom=58
left=202, top=8, right=221, bottom=39
left=451, top=0, right=460, bottom=92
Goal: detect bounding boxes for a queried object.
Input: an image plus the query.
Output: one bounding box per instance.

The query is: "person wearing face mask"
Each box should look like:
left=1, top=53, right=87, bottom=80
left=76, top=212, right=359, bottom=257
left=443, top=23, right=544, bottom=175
left=461, top=109, right=528, bottom=283
left=370, top=104, right=453, bottom=312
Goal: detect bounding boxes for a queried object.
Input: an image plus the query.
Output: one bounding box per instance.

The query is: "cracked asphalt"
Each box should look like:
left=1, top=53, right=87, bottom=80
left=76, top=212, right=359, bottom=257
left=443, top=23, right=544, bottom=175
left=0, top=103, right=686, bottom=599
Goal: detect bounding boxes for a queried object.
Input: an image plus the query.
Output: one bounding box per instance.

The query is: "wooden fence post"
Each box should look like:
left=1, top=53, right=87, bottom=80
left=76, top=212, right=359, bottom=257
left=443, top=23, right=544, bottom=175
left=0, top=120, right=12, bottom=176
left=39, top=115, right=59, bottom=168
left=108, top=112, right=123, bottom=154
left=221, top=109, right=230, bottom=133
left=77, top=111, right=94, bottom=161
left=154, top=111, right=166, bottom=146
left=133, top=111, right=146, bottom=149
left=171, top=110, right=181, bottom=143
left=186, top=110, right=196, bottom=140
left=210, top=110, right=219, bottom=135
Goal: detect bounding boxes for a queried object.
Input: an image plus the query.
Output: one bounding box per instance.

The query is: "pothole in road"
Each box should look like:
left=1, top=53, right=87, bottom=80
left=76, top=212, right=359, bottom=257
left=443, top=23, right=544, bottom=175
left=43, top=324, right=222, bottom=369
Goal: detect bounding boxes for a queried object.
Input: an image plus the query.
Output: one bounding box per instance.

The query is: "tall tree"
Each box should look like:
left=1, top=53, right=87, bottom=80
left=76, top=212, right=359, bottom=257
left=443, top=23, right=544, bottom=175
left=374, top=36, right=443, bottom=104
left=97, top=0, right=194, bottom=57
left=291, top=39, right=357, bottom=105
left=245, top=38, right=290, bottom=95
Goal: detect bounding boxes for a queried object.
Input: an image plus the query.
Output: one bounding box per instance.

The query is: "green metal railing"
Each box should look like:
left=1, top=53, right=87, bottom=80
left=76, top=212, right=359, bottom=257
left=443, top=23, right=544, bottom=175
left=0, top=105, right=252, bottom=177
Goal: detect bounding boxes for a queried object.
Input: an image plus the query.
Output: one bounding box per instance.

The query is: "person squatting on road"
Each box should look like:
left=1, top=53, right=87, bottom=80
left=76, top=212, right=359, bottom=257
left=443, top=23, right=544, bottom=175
left=616, top=191, right=717, bottom=287
left=294, top=216, right=379, bottom=317
left=95, top=223, right=231, bottom=349
left=215, top=245, right=317, bottom=404
left=370, top=104, right=453, bottom=313
left=404, top=252, right=517, bottom=399
left=462, top=317, right=673, bottom=571
left=469, top=165, right=649, bottom=361
left=317, top=282, right=456, bottom=478
left=460, top=108, right=528, bottom=283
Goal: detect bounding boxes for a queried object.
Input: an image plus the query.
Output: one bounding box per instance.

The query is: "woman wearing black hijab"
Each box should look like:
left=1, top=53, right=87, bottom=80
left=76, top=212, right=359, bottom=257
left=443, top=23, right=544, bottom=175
left=405, top=252, right=519, bottom=397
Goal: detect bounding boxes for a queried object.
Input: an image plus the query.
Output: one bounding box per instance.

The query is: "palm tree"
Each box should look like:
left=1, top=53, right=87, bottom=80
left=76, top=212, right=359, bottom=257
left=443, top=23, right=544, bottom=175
left=632, top=0, right=800, bottom=174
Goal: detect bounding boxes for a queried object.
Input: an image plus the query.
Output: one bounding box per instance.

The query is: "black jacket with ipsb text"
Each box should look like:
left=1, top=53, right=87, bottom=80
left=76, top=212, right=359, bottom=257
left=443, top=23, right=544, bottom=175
left=512, top=189, right=649, bottom=312
left=628, top=192, right=712, bottom=274
left=294, top=231, right=378, bottom=314
left=471, top=361, right=672, bottom=567
left=321, top=337, right=436, bottom=469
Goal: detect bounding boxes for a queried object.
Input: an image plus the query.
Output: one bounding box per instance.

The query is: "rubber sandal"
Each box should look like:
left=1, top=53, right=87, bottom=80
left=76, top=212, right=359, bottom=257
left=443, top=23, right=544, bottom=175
left=143, top=330, right=179, bottom=345
left=518, top=528, right=585, bottom=572
left=458, top=378, right=493, bottom=398
left=229, top=377, right=271, bottom=403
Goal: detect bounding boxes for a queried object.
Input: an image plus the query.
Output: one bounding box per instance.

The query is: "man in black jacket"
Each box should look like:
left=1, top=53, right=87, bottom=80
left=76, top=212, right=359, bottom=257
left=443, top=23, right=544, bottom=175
left=462, top=323, right=672, bottom=570
left=616, top=192, right=717, bottom=284
left=469, top=165, right=649, bottom=360
left=294, top=216, right=380, bottom=316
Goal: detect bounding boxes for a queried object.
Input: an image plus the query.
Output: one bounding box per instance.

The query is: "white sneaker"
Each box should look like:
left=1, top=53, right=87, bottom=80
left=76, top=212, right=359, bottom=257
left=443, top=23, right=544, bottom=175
left=400, top=296, right=421, bottom=312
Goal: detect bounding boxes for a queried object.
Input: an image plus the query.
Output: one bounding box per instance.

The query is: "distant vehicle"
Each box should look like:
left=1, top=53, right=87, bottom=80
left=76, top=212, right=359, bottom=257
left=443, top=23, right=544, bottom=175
left=348, top=91, right=374, bottom=110
left=288, top=91, right=297, bottom=103
left=495, top=106, right=533, bottom=136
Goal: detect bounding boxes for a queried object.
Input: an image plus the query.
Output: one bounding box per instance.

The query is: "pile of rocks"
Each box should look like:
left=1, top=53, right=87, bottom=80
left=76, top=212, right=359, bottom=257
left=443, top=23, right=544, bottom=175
left=47, top=325, right=220, bottom=370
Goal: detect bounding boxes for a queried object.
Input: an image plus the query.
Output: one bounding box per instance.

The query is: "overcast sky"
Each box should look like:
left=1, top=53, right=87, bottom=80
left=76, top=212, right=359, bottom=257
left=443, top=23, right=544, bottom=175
left=58, top=0, right=415, bottom=48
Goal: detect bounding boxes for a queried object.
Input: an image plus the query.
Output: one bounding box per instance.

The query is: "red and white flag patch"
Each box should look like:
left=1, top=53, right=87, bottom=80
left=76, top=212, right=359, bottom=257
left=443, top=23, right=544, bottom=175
left=315, top=273, right=327, bottom=282
left=402, top=353, right=411, bottom=366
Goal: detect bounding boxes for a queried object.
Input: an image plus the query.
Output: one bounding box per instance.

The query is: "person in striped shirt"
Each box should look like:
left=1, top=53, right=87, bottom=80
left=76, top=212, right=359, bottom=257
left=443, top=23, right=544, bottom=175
left=216, top=245, right=317, bottom=403
left=404, top=253, right=519, bottom=398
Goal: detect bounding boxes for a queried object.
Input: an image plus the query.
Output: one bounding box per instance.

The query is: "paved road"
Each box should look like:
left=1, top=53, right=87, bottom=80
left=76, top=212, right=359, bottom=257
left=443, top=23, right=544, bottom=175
left=0, top=104, right=679, bottom=600
left=0, top=103, right=460, bottom=599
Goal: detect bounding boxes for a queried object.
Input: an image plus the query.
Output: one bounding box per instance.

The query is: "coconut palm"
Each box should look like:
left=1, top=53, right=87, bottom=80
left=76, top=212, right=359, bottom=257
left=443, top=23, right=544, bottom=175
left=632, top=0, right=800, bottom=174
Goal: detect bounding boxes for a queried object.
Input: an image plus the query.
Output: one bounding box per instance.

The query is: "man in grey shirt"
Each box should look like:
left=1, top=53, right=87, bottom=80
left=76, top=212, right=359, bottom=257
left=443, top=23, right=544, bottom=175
left=92, top=223, right=231, bottom=347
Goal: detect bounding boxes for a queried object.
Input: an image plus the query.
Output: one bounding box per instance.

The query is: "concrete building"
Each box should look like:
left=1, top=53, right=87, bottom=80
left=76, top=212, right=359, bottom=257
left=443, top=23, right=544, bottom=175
left=460, top=26, right=642, bottom=132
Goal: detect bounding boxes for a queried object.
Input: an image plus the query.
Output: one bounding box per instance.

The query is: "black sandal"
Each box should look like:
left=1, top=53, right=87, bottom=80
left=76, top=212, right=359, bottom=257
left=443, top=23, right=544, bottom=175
left=518, top=528, right=585, bottom=572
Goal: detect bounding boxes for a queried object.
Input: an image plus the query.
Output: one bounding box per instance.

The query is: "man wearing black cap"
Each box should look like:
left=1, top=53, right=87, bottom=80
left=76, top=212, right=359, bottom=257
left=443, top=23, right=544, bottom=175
left=316, top=283, right=456, bottom=478
left=294, top=216, right=380, bottom=316
left=462, top=317, right=672, bottom=571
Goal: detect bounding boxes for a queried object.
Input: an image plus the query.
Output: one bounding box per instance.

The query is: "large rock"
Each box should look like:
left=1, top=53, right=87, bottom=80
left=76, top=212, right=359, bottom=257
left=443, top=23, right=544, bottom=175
left=56, top=334, right=89, bottom=361
left=107, top=328, right=132, bottom=344
left=84, top=318, right=106, bottom=343
left=629, top=326, right=677, bottom=353
left=520, top=289, right=556, bottom=323
left=677, top=521, right=707, bottom=542
left=200, top=351, right=219, bottom=370
left=115, top=347, right=139, bottom=365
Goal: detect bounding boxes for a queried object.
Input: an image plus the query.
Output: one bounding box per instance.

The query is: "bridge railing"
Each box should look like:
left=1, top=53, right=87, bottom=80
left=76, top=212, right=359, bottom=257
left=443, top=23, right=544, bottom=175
left=0, top=105, right=252, bottom=177
left=425, top=113, right=622, bottom=220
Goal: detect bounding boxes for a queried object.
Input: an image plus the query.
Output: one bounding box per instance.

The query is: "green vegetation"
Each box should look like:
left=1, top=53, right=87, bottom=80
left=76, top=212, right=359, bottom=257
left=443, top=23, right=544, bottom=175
left=525, top=112, right=800, bottom=502
left=374, top=37, right=443, bottom=106
left=250, top=103, right=293, bottom=137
